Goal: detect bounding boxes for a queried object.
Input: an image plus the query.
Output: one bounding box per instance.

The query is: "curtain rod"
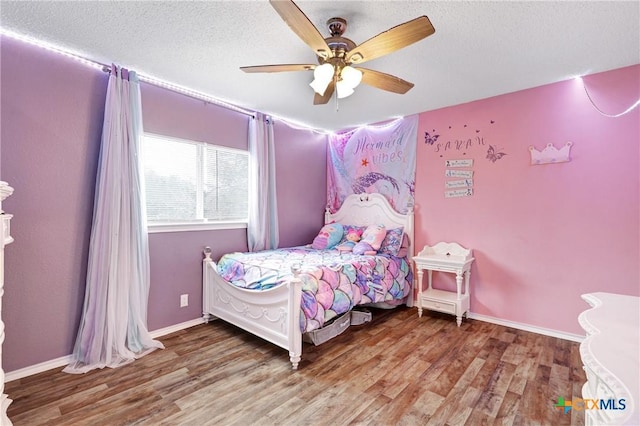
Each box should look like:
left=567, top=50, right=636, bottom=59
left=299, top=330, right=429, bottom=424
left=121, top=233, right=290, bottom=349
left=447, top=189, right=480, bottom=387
left=101, top=65, right=255, bottom=118
left=1, top=29, right=255, bottom=118
left=132, top=71, right=256, bottom=118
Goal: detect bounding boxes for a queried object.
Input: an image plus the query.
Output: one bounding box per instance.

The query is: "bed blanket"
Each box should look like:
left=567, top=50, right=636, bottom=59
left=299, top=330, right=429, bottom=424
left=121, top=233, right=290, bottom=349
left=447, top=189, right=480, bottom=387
left=217, top=247, right=413, bottom=332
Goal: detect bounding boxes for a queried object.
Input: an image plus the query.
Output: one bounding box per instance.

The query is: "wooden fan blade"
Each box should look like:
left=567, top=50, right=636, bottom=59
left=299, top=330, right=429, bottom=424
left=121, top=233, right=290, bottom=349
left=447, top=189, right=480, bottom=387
left=314, top=80, right=335, bottom=105
left=346, top=16, right=435, bottom=64
left=269, top=0, right=333, bottom=59
left=240, top=64, right=315, bottom=73
left=358, top=68, right=415, bottom=94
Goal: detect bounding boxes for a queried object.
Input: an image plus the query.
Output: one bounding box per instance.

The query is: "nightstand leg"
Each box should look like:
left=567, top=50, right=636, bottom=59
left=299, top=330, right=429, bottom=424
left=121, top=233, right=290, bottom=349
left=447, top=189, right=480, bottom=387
left=465, top=270, right=471, bottom=296
left=417, top=269, right=424, bottom=318
left=456, top=272, right=463, bottom=326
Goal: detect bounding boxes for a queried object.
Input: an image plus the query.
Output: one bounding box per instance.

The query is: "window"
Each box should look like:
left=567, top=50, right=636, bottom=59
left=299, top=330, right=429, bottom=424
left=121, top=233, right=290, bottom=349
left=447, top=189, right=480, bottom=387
left=142, top=134, right=249, bottom=232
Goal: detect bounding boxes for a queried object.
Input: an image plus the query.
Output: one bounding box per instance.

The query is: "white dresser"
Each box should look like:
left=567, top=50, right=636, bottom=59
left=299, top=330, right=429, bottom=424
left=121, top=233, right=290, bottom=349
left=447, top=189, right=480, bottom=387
left=579, top=292, right=639, bottom=425
left=0, top=182, right=13, bottom=425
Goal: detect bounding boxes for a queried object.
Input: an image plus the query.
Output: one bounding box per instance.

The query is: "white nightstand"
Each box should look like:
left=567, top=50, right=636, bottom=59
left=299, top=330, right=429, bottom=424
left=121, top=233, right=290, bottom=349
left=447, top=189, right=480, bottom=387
left=413, top=242, right=474, bottom=326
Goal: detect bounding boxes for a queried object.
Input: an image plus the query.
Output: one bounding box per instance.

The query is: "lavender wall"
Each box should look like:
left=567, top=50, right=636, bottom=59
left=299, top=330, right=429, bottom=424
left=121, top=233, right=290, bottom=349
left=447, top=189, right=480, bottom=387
left=0, top=36, right=327, bottom=372
left=415, top=65, right=640, bottom=335
left=273, top=121, right=327, bottom=248
left=141, top=86, right=327, bottom=330
left=1, top=37, right=106, bottom=373
left=140, top=83, right=252, bottom=330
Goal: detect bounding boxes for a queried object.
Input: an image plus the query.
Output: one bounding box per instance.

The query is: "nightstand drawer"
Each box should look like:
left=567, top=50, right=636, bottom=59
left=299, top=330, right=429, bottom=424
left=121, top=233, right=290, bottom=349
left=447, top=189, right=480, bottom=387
left=421, top=297, right=456, bottom=315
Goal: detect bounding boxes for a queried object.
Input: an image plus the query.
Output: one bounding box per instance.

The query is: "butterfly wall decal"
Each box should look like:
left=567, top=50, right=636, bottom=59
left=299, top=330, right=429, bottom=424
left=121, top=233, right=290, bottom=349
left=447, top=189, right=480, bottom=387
left=424, top=130, right=440, bottom=145
left=486, top=145, right=507, bottom=162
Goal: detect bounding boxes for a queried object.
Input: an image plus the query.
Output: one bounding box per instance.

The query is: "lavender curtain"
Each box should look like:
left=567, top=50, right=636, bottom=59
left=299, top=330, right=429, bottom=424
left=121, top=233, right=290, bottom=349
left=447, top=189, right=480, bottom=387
left=247, top=113, right=279, bottom=252
left=64, top=65, right=163, bottom=374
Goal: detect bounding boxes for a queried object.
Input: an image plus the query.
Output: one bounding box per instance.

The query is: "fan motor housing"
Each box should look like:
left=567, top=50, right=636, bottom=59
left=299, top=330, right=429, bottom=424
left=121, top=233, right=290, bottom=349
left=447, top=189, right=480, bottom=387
left=324, top=17, right=356, bottom=59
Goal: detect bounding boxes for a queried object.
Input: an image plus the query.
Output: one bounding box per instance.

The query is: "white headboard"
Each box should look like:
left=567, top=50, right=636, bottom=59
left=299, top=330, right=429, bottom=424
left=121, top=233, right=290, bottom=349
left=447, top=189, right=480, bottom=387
left=325, top=193, right=414, bottom=258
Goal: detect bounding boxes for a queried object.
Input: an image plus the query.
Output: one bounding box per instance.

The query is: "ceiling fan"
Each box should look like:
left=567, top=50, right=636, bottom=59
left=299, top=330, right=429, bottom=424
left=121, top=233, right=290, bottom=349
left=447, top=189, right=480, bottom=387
left=240, top=0, right=435, bottom=105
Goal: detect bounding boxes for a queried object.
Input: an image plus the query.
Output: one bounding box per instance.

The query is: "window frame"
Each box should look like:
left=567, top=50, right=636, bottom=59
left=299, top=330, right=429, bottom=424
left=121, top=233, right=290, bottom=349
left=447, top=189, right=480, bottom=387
left=142, top=132, right=249, bottom=234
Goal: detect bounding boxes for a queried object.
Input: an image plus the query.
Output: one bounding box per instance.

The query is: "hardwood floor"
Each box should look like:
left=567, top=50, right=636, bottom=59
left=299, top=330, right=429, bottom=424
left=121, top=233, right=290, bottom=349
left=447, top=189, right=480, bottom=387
left=6, top=307, right=586, bottom=425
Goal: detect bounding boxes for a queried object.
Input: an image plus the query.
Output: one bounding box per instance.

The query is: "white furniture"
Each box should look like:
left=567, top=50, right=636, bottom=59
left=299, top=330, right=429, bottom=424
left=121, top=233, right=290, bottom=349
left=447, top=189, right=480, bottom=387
left=0, top=182, right=14, bottom=426
left=579, top=292, right=639, bottom=425
left=413, top=242, right=474, bottom=326
left=202, top=193, right=414, bottom=369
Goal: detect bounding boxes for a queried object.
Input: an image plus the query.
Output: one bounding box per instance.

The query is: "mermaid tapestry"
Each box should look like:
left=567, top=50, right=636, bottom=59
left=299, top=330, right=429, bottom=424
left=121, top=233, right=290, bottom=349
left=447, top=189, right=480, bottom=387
left=328, top=115, right=418, bottom=214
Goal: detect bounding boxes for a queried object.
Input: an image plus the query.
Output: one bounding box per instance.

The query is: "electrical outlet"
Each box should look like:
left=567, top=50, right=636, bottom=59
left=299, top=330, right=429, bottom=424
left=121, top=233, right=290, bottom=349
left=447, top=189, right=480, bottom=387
left=180, top=294, right=189, bottom=308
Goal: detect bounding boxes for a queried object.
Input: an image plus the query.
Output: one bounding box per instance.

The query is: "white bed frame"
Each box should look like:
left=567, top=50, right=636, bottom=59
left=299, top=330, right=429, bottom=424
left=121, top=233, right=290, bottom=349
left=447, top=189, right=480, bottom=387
left=202, top=193, right=414, bottom=369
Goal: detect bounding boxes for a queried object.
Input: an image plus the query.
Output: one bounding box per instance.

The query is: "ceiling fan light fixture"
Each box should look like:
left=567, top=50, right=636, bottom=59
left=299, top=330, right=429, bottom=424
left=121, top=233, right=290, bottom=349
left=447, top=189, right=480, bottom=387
left=309, top=63, right=334, bottom=95
left=336, top=66, right=362, bottom=99
left=340, top=66, right=362, bottom=89
left=336, top=80, right=355, bottom=99
left=310, top=78, right=330, bottom=96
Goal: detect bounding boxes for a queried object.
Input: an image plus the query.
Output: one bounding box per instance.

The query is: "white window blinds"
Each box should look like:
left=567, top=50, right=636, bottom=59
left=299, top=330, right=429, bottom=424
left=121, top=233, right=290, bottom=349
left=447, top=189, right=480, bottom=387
left=143, top=134, right=248, bottom=230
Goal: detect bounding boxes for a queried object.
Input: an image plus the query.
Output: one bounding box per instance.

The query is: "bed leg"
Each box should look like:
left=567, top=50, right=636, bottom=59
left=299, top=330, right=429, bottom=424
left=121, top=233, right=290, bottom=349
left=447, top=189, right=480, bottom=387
left=289, top=353, right=301, bottom=370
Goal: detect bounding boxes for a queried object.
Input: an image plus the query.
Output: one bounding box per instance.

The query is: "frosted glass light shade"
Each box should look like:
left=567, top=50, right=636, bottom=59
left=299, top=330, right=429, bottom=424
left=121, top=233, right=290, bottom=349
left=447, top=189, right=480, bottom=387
left=309, top=63, right=334, bottom=95
left=340, top=66, right=362, bottom=89
left=336, top=81, right=355, bottom=99
left=310, top=79, right=331, bottom=96
left=314, top=63, right=334, bottom=80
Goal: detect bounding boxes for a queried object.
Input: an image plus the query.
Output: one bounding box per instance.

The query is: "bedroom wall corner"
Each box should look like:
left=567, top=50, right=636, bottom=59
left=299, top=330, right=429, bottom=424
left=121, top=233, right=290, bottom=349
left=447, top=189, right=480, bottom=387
left=273, top=120, right=328, bottom=248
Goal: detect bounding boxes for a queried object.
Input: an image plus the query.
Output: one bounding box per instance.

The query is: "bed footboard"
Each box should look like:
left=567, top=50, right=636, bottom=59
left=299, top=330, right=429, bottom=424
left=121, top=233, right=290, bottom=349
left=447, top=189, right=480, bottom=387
left=202, top=248, right=303, bottom=369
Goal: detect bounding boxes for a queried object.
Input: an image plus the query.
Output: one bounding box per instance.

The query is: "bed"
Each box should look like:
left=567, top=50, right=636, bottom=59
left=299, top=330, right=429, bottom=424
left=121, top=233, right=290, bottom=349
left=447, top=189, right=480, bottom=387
left=202, top=193, right=415, bottom=369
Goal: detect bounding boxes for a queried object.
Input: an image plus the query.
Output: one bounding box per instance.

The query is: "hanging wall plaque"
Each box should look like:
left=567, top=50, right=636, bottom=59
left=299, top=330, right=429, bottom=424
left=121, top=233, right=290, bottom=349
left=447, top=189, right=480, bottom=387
left=445, top=188, right=473, bottom=198
left=445, top=169, right=474, bottom=178
left=529, top=142, right=573, bottom=165
left=445, top=159, right=474, bottom=168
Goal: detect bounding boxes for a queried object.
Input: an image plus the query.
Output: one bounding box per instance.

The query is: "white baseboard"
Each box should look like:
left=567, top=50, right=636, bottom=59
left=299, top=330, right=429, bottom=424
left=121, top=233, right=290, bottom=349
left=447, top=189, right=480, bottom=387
left=467, top=312, right=585, bottom=343
left=5, top=317, right=207, bottom=383
left=149, top=317, right=206, bottom=339
left=5, top=355, right=73, bottom=383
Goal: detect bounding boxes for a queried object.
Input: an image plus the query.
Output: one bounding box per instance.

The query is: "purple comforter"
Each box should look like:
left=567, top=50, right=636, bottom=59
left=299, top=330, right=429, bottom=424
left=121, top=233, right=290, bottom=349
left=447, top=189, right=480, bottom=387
left=217, top=246, right=413, bottom=332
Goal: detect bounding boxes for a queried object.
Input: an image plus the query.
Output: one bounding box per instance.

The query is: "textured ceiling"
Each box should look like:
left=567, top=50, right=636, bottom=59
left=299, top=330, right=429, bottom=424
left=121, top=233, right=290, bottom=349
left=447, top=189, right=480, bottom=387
left=1, top=1, right=639, bottom=131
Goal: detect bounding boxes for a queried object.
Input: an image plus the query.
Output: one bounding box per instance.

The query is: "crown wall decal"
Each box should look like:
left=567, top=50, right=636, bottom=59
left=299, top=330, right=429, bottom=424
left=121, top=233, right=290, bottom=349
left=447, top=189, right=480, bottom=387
left=529, top=142, right=573, bottom=165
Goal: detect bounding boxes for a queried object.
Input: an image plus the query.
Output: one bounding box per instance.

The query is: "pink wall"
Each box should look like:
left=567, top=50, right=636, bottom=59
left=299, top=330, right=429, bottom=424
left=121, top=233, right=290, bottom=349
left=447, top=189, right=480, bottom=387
left=0, top=36, right=327, bottom=372
left=415, top=65, right=640, bottom=335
